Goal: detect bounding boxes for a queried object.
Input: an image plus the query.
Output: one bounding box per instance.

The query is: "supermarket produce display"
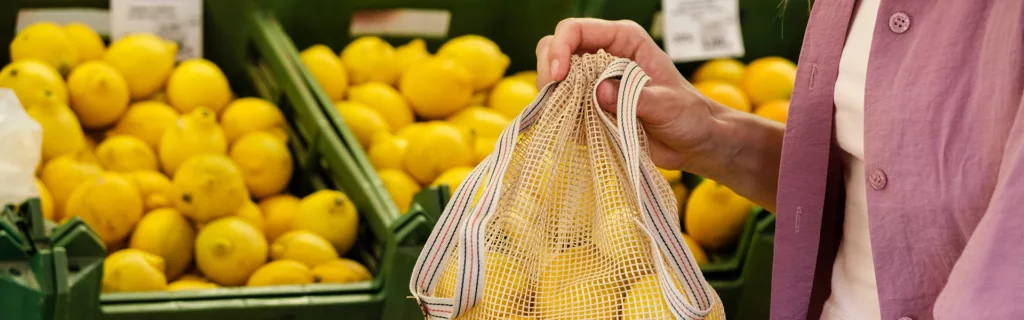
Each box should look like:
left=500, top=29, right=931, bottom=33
left=0, top=0, right=799, bottom=319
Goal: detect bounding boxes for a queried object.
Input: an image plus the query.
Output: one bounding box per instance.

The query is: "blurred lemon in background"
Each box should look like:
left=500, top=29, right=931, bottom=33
left=340, top=36, right=400, bottom=85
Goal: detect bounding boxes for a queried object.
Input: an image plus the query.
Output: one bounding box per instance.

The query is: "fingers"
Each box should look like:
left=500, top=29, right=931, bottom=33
left=595, top=80, right=690, bottom=129
left=546, top=18, right=651, bottom=82
left=595, top=79, right=620, bottom=112
left=535, top=35, right=553, bottom=89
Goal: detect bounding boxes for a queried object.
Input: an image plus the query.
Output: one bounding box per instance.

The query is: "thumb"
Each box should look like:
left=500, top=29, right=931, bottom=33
left=596, top=79, right=620, bottom=112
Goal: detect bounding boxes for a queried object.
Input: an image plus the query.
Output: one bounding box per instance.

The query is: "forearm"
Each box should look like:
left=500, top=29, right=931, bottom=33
left=687, top=106, right=784, bottom=212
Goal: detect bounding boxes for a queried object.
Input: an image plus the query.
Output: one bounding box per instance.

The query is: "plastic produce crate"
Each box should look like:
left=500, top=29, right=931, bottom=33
left=580, top=0, right=811, bottom=76
left=0, top=0, right=438, bottom=319
left=708, top=212, right=775, bottom=320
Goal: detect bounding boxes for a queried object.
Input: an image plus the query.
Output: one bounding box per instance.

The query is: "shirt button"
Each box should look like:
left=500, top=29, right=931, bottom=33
left=889, top=12, right=911, bottom=33
left=869, top=168, right=888, bottom=190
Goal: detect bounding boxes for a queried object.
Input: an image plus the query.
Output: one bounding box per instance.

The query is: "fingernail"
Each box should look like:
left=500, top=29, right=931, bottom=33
left=550, top=60, right=560, bottom=79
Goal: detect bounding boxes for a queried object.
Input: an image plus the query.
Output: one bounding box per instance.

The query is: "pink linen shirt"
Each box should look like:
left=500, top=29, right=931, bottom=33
left=772, top=1, right=1024, bottom=319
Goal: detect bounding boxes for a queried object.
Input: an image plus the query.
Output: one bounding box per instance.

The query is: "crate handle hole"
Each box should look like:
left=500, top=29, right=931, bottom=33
left=8, top=268, right=21, bottom=276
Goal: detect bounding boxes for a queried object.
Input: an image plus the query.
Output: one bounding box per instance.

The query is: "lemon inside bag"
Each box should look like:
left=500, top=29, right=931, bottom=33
left=423, top=52, right=725, bottom=320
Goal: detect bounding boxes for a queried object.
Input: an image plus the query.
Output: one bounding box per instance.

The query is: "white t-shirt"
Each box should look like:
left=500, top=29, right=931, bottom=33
left=821, top=0, right=882, bottom=319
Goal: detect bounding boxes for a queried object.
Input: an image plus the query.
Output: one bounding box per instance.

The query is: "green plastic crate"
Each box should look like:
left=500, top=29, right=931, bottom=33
left=708, top=212, right=775, bottom=320
left=580, top=0, right=810, bottom=76
left=0, top=0, right=438, bottom=319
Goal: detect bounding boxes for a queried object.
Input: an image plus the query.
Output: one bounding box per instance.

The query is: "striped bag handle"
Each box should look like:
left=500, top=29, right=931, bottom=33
left=408, top=78, right=557, bottom=319
left=592, top=59, right=719, bottom=319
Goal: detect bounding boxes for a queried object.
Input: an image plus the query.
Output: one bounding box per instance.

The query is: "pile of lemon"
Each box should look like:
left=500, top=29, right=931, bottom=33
left=691, top=57, right=796, bottom=124
left=299, top=35, right=538, bottom=213
left=663, top=56, right=796, bottom=264
left=3, top=22, right=371, bottom=292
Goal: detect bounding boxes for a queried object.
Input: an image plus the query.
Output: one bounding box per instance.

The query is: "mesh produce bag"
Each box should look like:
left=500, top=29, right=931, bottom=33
left=410, top=51, right=725, bottom=320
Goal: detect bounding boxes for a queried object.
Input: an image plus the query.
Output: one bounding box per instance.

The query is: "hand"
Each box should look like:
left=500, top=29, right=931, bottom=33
left=535, top=18, right=724, bottom=173
left=534, top=18, right=786, bottom=211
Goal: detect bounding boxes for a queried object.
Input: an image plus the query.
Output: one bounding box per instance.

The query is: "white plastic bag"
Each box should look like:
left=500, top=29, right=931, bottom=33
left=0, top=88, right=43, bottom=207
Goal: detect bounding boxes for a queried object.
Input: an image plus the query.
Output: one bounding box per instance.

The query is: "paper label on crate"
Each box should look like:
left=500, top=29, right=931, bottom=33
left=350, top=9, right=451, bottom=38
left=109, top=0, right=202, bottom=61
left=661, top=0, right=744, bottom=63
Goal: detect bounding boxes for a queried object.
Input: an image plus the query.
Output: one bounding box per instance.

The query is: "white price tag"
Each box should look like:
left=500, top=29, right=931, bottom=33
left=110, top=0, right=202, bottom=61
left=661, top=0, right=745, bottom=63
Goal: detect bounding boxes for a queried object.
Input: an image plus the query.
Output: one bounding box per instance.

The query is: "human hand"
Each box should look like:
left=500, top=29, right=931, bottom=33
left=535, top=18, right=728, bottom=172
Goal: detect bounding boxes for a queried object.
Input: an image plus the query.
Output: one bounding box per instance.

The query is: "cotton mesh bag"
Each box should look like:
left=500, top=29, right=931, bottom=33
left=410, top=51, right=725, bottom=320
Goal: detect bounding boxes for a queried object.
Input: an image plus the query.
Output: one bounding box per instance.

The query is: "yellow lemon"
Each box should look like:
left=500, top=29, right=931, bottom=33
left=144, top=89, right=168, bottom=103
left=0, top=60, right=68, bottom=108
left=682, top=232, right=709, bottom=265
left=103, top=249, right=167, bottom=292
left=40, top=150, right=101, bottom=220
left=62, top=23, right=105, bottom=62
left=377, top=169, right=421, bottom=213
left=230, top=132, right=294, bottom=199
left=259, top=194, right=300, bottom=242
left=312, top=258, right=372, bottom=284
left=104, top=33, right=178, bottom=100
left=402, top=121, right=474, bottom=184
left=532, top=246, right=618, bottom=317
left=10, top=22, right=78, bottom=75
left=166, top=59, right=232, bottom=114
left=436, top=35, right=510, bottom=90
left=66, top=60, right=130, bottom=128
left=66, top=173, right=144, bottom=246
left=235, top=200, right=264, bottom=230
left=395, top=122, right=428, bottom=141
left=334, top=101, right=390, bottom=148
left=755, top=99, right=790, bottom=124
left=300, top=44, right=348, bottom=101
left=167, top=279, right=218, bottom=291
left=109, top=101, right=179, bottom=150
left=435, top=251, right=526, bottom=319
left=473, top=136, right=497, bottom=164
left=658, top=168, right=682, bottom=183
left=158, top=107, right=227, bottom=175
left=488, top=77, right=539, bottom=118
left=693, top=58, right=746, bottom=85
left=672, top=182, right=688, bottom=216
left=195, top=217, right=268, bottom=286
left=509, top=70, right=539, bottom=86
left=399, top=57, right=473, bottom=119
left=447, top=106, right=510, bottom=137
left=395, top=38, right=431, bottom=76
left=171, top=154, right=249, bottom=223
left=537, top=248, right=621, bottom=320
left=35, top=179, right=55, bottom=221
left=741, top=57, right=797, bottom=105
left=270, top=230, right=339, bottom=267
left=219, top=97, right=287, bottom=144
left=340, top=36, right=400, bottom=85
left=292, top=190, right=359, bottom=256
left=348, top=82, right=414, bottom=131
left=126, top=170, right=173, bottom=211
left=367, top=131, right=408, bottom=170
left=431, top=166, right=474, bottom=198
left=694, top=80, right=751, bottom=112
left=621, top=274, right=670, bottom=320
left=685, top=179, right=753, bottom=249
left=26, top=92, right=88, bottom=161
left=129, top=208, right=196, bottom=279
left=96, top=136, right=158, bottom=172
left=246, top=260, right=315, bottom=287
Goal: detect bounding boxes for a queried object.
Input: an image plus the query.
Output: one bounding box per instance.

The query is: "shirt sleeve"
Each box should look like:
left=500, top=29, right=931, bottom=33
left=932, top=105, right=1024, bottom=318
